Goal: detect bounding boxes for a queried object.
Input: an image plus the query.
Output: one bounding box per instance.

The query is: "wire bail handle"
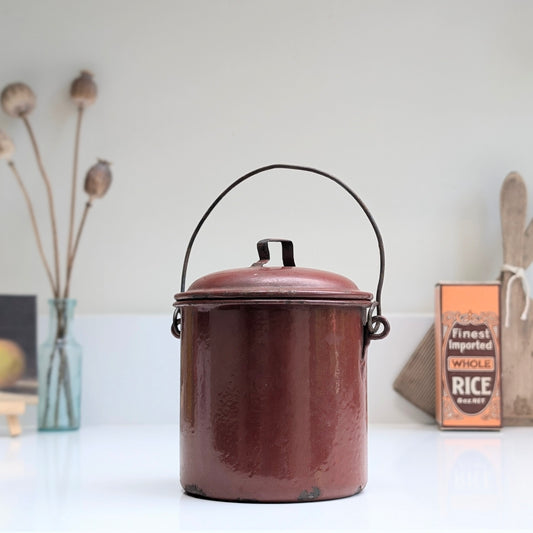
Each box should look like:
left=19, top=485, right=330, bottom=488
left=172, top=164, right=390, bottom=341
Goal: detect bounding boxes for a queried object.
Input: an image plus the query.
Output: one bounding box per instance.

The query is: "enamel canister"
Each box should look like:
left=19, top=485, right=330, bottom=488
left=172, top=164, right=389, bottom=502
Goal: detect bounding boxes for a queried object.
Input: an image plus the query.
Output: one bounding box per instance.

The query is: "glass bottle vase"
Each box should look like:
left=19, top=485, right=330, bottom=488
left=38, top=299, right=82, bottom=431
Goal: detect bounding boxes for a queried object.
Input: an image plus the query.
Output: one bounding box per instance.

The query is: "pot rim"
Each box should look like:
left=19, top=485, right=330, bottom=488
left=174, top=293, right=373, bottom=307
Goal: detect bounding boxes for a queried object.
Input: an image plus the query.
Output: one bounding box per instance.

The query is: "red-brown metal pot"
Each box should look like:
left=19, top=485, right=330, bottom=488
left=172, top=165, right=389, bottom=503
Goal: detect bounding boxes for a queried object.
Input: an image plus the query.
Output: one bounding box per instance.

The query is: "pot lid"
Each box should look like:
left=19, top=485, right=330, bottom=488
left=174, top=239, right=373, bottom=302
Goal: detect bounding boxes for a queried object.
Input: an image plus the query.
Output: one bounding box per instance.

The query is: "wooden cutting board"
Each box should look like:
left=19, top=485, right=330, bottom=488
left=500, top=172, right=533, bottom=425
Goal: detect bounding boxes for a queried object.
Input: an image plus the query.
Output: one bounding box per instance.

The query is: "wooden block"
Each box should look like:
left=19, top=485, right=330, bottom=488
left=0, top=392, right=38, bottom=405
left=0, top=401, right=25, bottom=415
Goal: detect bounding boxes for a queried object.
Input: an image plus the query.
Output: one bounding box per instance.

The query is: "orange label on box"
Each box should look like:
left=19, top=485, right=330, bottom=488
left=435, top=283, right=501, bottom=429
left=447, top=357, right=494, bottom=371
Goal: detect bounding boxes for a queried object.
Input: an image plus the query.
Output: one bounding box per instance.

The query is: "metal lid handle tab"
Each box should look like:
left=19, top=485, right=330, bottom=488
left=252, top=239, right=296, bottom=267
left=172, top=164, right=390, bottom=342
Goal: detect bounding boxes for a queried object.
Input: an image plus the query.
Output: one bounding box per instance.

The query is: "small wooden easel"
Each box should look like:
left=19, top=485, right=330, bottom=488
left=0, top=392, right=38, bottom=437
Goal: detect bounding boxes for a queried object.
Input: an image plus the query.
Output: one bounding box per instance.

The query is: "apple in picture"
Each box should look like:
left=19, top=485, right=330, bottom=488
left=0, top=339, right=26, bottom=388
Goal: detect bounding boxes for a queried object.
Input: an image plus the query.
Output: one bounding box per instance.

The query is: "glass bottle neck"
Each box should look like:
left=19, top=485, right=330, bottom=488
left=47, top=298, right=77, bottom=340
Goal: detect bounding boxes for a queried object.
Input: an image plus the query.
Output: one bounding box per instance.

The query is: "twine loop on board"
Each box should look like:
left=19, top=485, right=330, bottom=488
left=502, top=264, right=530, bottom=327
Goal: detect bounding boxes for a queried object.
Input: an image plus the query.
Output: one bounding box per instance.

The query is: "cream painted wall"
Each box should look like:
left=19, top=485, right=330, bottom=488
left=1, top=0, right=533, bottom=314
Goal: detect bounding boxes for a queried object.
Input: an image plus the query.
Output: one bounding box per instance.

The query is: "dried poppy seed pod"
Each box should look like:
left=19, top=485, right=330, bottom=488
left=0, top=129, right=15, bottom=160
left=1, top=82, right=36, bottom=117
left=70, top=70, right=97, bottom=108
left=84, top=159, right=112, bottom=199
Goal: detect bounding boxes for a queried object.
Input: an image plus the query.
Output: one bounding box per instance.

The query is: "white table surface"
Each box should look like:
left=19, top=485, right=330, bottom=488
left=1, top=424, right=532, bottom=532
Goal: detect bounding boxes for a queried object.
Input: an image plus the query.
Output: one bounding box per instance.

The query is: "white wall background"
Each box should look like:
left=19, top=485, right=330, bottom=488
left=2, top=0, right=533, bottom=315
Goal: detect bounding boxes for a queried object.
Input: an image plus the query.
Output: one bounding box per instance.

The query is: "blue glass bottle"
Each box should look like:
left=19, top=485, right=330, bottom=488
left=38, top=299, right=82, bottom=430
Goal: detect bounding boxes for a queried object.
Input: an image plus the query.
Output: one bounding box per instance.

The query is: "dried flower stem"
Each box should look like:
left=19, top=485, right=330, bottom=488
left=64, top=200, right=92, bottom=297
left=41, top=337, right=57, bottom=424
left=55, top=345, right=74, bottom=426
left=53, top=352, right=62, bottom=424
left=64, top=106, right=84, bottom=298
left=7, top=161, right=58, bottom=297
left=21, top=115, right=61, bottom=295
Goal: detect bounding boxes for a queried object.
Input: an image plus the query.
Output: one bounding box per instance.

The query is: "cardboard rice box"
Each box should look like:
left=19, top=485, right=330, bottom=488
left=435, top=283, right=502, bottom=430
